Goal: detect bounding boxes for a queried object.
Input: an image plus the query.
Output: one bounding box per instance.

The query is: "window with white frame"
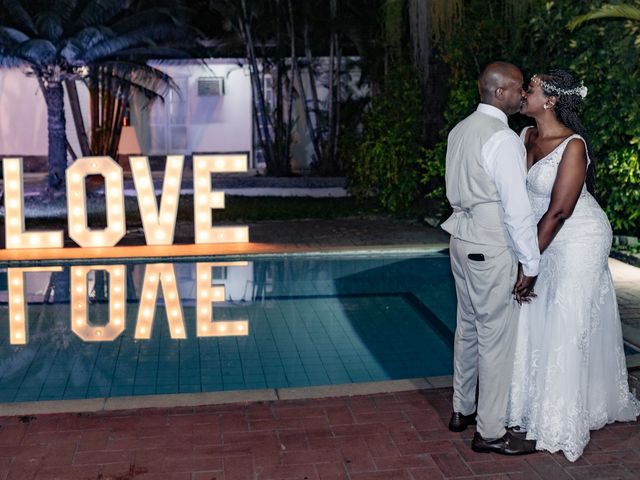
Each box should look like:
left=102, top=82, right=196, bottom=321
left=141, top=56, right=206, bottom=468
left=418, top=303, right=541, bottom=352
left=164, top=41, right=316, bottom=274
left=149, top=77, right=189, bottom=154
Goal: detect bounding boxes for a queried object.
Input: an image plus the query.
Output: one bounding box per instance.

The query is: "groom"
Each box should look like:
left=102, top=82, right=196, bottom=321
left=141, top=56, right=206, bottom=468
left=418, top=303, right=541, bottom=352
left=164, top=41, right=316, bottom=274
left=441, top=61, right=540, bottom=455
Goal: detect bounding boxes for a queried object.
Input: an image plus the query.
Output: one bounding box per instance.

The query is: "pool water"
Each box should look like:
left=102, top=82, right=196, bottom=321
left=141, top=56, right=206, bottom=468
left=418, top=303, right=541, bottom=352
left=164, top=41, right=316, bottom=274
left=0, top=253, right=457, bottom=403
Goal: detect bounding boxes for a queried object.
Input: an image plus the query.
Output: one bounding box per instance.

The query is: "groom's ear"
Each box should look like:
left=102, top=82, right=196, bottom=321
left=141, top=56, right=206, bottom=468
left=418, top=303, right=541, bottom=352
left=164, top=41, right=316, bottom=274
left=495, top=87, right=504, bottom=99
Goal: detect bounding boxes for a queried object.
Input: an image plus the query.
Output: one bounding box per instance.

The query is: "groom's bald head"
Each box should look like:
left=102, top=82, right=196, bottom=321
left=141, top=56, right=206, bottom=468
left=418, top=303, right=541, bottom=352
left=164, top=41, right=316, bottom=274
left=478, top=62, right=524, bottom=115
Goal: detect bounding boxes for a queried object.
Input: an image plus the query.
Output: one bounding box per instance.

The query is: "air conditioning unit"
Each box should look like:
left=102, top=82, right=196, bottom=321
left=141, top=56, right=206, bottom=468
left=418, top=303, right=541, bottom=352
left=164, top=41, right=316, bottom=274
left=197, top=77, right=224, bottom=96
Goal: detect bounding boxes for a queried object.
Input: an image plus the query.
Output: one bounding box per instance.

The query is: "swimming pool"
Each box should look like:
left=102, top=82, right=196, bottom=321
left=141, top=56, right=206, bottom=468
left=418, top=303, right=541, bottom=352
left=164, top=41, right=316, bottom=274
left=0, top=252, right=457, bottom=403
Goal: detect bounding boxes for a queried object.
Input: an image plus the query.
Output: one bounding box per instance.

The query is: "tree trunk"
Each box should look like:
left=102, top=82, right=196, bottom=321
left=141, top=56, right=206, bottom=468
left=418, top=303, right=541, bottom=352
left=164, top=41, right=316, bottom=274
left=284, top=0, right=296, bottom=175
left=325, top=0, right=337, bottom=175
left=304, top=25, right=324, bottom=164
left=240, top=0, right=274, bottom=171
left=42, top=79, right=67, bottom=192
left=272, top=8, right=289, bottom=177
left=65, top=79, right=91, bottom=157
left=332, top=39, right=342, bottom=173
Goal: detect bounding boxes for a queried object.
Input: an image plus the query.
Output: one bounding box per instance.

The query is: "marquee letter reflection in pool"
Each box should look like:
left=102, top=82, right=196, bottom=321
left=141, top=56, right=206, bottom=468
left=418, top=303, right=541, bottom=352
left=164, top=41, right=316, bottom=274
left=4, top=262, right=250, bottom=344
left=8, top=266, right=63, bottom=344
left=71, top=265, right=127, bottom=341
left=134, top=263, right=186, bottom=339
left=196, top=262, right=249, bottom=337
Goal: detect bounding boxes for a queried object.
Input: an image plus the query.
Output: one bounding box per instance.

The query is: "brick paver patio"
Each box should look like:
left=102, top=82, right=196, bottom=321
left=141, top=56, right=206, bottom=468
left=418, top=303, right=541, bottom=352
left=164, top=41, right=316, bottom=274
left=1, top=388, right=640, bottom=479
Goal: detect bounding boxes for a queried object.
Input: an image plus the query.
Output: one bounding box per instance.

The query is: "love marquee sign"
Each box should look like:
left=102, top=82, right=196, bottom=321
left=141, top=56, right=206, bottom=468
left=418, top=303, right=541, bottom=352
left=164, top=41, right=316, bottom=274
left=2, top=154, right=249, bottom=250
left=2, top=154, right=253, bottom=345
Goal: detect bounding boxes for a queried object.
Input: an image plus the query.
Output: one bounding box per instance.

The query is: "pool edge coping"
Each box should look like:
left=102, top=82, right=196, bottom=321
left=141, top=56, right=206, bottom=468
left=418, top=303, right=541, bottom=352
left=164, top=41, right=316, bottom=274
left=0, top=243, right=451, bottom=267
left=0, top=376, right=454, bottom=417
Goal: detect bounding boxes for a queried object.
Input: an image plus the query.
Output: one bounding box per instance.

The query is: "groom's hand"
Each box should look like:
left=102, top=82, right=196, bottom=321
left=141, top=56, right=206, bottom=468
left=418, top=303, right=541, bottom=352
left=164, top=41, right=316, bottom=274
left=513, top=266, right=537, bottom=305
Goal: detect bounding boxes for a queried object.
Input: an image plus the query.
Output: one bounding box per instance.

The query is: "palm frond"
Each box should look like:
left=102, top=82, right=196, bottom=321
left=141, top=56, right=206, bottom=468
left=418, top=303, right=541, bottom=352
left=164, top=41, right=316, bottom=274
left=569, top=4, right=640, bottom=30
left=86, top=60, right=178, bottom=101
left=34, top=11, right=64, bottom=42
left=59, top=40, right=83, bottom=63
left=75, top=0, right=126, bottom=29
left=0, top=26, right=31, bottom=45
left=0, top=46, right=29, bottom=67
left=0, top=0, right=36, bottom=34
left=114, top=46, right=192, bottom=59
left=15, top=38, right=57, bottom=65
left=82, top=35, right=144, bottom=63
left=82, top=24, right=193, bottom=62
left=109, top=8, right=181, bottom=32
left=71, top=26, right=112, bottom=51
left=52, top=0, right=80, bottom=25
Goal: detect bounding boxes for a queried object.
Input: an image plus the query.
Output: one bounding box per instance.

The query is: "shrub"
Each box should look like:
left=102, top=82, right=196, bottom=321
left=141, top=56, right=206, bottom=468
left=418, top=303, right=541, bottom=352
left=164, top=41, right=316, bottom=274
left=600, top=146, right=640, bottom=236
left=347, top=64, right=424, bottom=213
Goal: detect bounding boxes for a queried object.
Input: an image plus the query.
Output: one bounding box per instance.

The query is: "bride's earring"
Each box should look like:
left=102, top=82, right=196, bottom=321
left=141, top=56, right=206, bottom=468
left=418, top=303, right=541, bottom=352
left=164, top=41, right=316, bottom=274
left=543, top=103, right=550, bottom=110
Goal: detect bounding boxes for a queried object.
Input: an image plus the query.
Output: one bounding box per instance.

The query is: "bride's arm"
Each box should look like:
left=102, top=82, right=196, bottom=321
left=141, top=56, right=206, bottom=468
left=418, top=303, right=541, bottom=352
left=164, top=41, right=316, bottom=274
left=537, top=139, right=587, bottom=253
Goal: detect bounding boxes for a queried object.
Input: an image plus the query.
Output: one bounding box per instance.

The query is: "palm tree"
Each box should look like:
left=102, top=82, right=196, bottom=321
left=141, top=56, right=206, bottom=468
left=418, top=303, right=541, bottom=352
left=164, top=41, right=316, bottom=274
left=0, top=0, right=196, bottom=194
left=569, top=3, right=640, bottom=30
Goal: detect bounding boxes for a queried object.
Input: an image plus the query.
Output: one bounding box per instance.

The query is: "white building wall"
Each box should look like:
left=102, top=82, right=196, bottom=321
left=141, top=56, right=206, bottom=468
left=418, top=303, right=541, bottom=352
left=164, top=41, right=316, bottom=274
left=0, top=68, right=86, bottom=159
left=1, top=58, right=366, bottom=172
left=0, top=60, right=253, bottom=167
left=137, top=60, right=253, bottom=164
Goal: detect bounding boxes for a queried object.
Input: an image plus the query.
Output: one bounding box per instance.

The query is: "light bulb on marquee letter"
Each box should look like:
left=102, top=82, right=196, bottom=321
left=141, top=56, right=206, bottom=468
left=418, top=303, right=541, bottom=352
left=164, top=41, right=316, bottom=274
left=130, top=156, right=183, bottom=245
left=134, top=264, right=186, bottom=339
left=7, top=267, right=63, bottom=345
left=193, top=154, right=249, bottom=244
left=196, top=263, right=248, bottom=337
left=66, top=157, right=126, bottom=247
left=71, top=265, right=126, bottom=341
left=3, top=158, right=63, bottom=249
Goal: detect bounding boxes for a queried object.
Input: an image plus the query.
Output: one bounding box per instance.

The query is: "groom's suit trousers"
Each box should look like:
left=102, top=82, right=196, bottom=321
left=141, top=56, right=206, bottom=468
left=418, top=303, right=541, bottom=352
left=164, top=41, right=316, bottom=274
left=450, top=236, right=519, bottom=440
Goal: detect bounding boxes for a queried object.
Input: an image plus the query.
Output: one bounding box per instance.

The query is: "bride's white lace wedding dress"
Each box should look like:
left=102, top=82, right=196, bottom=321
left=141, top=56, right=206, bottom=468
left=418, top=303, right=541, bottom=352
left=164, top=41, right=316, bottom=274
left=507, top=127, right=640, bottom=462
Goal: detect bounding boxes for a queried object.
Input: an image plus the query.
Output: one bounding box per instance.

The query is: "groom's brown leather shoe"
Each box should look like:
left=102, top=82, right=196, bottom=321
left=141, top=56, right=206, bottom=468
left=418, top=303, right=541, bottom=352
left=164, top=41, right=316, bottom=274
left=471, top=431, right=536, bottom=455
left=448, top=411, right=477, bottom=432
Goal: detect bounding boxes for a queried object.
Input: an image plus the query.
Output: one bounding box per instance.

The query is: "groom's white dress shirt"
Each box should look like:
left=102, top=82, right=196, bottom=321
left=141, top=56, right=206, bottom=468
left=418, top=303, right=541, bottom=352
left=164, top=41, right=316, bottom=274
left=478, top=104, right=539, bottom=276
left=443, top=103, right=540, bottom=276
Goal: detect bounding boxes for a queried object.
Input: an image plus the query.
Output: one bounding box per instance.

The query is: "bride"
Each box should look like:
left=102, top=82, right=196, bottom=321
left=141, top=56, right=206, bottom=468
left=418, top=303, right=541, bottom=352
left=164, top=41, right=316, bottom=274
left=507, top=69, right=640, bottom=461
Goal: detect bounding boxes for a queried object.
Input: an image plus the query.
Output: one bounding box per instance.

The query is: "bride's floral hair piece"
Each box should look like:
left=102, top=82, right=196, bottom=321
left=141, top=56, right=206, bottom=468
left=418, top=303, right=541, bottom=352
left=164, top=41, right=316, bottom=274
left=532, top=74, right=588, bottom=99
